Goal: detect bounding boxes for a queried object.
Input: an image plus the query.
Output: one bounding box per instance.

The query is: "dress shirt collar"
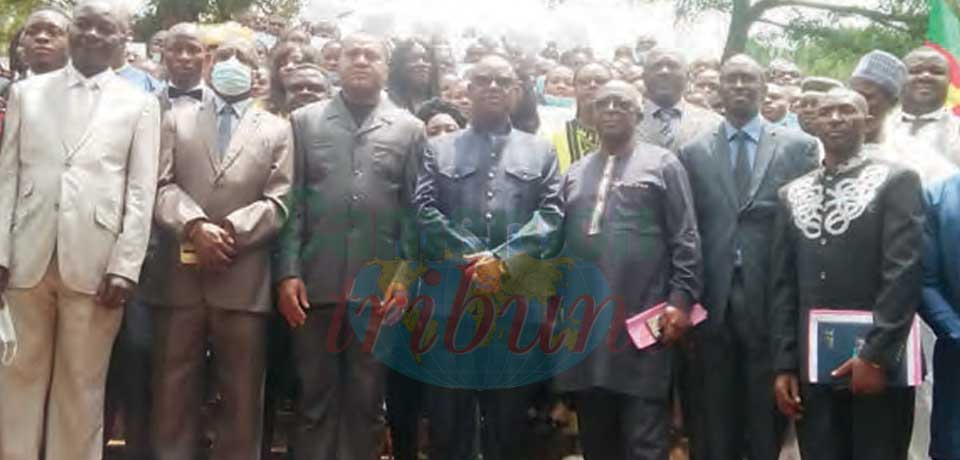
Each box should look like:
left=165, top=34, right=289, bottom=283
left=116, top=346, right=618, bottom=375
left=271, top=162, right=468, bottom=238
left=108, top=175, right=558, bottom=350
left=66, top=62, right=115, bottom=90
left=467, top=119, right=512, bottom=137
left=213, top=92, right=253, bottom=118
left=646, top=98, right=683, bottom=120
left=724, top=114, right=763, bottom=143
left=901, top=106, right=948, bottom=122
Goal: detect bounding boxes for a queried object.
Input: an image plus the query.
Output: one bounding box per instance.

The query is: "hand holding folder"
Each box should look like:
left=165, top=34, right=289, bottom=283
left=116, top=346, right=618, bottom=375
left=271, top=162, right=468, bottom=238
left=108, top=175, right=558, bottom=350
left=626, top=303, right=708, bottom=350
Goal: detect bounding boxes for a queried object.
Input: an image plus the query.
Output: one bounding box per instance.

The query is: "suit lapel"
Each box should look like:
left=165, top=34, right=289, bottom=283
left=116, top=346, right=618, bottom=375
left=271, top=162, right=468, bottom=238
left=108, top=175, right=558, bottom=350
left=710, top=127, right=739, bottom=211
left=747, top=124, right=778, bottom=204
left=216, top=108, right=262, bottom=179
left=64, top=74, right=112, bottom=161
left=197, top=95, right=221, bottom=175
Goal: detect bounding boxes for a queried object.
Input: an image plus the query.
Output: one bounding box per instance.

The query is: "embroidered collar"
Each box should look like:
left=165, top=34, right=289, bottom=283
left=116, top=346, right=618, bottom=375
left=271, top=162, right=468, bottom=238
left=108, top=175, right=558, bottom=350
left=822, top=152, right=867, bottom=176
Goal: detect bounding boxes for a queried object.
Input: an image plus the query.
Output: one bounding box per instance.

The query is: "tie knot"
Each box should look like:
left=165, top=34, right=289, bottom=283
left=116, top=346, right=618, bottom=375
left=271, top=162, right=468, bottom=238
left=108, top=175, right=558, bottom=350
left=656, top=107, right=679, bottom=121
left=221, top=104, right=236, bottom=116
left=735, top=130, right=752, bottom=142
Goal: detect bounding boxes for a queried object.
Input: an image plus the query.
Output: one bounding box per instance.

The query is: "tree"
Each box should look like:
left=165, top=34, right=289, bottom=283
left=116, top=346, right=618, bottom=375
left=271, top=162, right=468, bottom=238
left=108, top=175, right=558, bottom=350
left=676, top=0, right=927, bottom=60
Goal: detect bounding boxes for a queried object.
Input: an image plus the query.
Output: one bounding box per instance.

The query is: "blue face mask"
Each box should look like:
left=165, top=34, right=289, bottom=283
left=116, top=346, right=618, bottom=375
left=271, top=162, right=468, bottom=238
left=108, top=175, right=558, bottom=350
left=210, top=56, right=253, bottom=97
left=543, top=93, right=576, bottom=108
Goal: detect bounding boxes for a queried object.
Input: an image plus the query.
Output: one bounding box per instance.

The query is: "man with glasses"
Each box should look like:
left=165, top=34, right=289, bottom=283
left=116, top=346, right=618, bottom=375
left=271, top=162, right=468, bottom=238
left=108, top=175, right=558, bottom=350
left=678, top=55, right=818, bottom=460
left=555, top=80, right=702, bottom=460
left=415, top=54, right=563, bottom=460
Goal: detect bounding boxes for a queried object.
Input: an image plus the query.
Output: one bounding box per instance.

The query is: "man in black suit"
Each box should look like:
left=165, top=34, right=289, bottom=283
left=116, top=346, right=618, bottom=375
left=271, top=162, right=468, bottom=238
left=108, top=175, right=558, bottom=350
left=678, top=54, right=819, bottom=460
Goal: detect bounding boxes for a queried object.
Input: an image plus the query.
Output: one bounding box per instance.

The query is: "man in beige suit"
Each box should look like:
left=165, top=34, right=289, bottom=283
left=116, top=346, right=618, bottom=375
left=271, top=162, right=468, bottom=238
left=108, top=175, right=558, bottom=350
left=0, top=2, right=160, bottom=459
left=149, top=37, right=293, bottom=460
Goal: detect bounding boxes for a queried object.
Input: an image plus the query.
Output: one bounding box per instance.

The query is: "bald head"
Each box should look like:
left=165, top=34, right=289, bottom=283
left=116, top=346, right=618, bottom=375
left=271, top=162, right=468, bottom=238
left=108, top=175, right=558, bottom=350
left=595, top=79, right=642, bottom=105
left=645, top=47, right=689, bottom=107
left=69, top=0, right=127, bottom=76
left=816, top=88, right=870, bottom=159
left=339, top=32, right=390, bottom=102
left=470, top=54, right=517, bottom=80
left=902, top=46, right=950, bottom=115
left=593, top=80, right=642, bottom=146
left=341, top=32, right=389, bottom=60
left=720, top=54, right=767, bottom=124
left=166, top=22, right=202, bottom=44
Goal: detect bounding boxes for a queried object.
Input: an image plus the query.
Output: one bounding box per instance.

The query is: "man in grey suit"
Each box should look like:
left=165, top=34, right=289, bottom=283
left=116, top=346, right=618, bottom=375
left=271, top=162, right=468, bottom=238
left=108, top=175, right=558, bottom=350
left=678, top=55, right=819, bottom=460
left=637, top=48, right=723, bottom=154
left=149, top=38, right=293, bottom=460
left=0, top=2, right=160, bottom=458
left=274, top=32, right=425, bottom=460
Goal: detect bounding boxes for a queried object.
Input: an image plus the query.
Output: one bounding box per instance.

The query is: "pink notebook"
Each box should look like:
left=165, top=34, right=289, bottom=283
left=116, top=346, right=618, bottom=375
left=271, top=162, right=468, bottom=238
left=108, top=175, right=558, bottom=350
left=626, top=303, right=708, bottom=350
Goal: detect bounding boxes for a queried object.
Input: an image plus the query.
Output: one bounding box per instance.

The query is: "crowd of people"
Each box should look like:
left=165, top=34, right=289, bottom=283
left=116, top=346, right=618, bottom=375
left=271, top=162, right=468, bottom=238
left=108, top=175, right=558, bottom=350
left=1, top=1, right=960, bottom=460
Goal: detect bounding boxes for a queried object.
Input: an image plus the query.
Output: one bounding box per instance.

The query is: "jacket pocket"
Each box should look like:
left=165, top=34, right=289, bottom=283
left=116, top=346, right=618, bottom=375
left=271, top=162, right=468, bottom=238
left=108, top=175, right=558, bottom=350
left=12, top=181, right=35, bottom=228
left=504, top=164, right=542, bottom=183
left=94, top=203, right=122, bottom=235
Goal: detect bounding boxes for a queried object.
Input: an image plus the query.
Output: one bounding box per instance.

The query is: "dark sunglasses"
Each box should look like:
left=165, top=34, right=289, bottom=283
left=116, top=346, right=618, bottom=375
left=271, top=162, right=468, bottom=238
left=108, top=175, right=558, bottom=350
left=471, top=74, right=516, bottom=88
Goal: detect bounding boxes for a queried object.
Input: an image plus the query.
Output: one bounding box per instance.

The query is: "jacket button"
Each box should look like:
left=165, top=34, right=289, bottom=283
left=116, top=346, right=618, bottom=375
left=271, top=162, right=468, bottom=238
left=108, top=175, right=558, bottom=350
left=488, top=171, right=495, bottom=179
left=820, top=238, right=827, bottom=246
left=486, top=191, right=494, bottom=199
left=819, top=271, right=826, bottom=280
left=484, top=212, right=493, bottom=221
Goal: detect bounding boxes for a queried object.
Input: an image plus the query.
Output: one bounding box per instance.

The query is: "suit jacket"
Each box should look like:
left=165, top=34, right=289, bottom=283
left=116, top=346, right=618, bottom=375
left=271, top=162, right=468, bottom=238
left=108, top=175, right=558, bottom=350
left=274, top=93, right=425, bottom=305
left=555, top=142, right=702, bottom=398
left=770, top=156, right=923, bottom=376
left=678, top=119, right=818, bottom=346
left=636, top=99, right=723, bottom=154
left=0, top=66, right=160, bottom=294
left=920, top=175, right=960, bottom=341
left=145, top=93, right=293, bottom=312
left=414, top=124, right=563, bottom=273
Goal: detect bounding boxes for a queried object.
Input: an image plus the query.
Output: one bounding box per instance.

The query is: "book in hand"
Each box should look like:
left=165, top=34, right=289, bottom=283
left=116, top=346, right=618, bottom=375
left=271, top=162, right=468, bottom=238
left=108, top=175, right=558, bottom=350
left=807, top=309, right=922, bottom=387
left=626, top=302, right=708, bottom=350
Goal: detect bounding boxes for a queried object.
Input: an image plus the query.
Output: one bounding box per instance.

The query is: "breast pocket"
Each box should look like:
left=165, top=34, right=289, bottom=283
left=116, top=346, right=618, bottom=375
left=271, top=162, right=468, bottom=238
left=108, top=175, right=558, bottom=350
left=94, top=201, right=122, bottom=236
left=504, top=163, right=543, bottom=209
left=610, top=180, right=662, bottom=235
left=371, top=141, right=405, bottom=180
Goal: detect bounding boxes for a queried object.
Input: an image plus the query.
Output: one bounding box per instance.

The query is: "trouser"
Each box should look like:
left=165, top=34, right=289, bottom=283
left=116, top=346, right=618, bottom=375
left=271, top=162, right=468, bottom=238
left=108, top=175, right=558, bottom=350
left=797, top=384, right=915, bottom=460
left=386, top=369, right=424, bottom=460
left=0, top=258, right=123, bottom=460
left=427, top=384, right=538, bottom=460
left=576, top=388, right=671, bottom=460
left=263, top=312, right=297, bottom=459
left=105, top=298, right=154, bottom=459
left=931, top=339, right=960, bottom=460
left=291, top=304, right=385, bottom=460
left=151, top=305, right=267, bottom=460
left=689, top=268, right=785, bottom=460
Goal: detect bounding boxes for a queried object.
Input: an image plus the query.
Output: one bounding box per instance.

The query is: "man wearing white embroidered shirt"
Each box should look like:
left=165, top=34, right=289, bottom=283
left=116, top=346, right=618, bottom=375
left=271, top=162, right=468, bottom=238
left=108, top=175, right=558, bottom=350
left=770, top=89, right=923, bottom=460
left=0, top=1, right=160, bottom=459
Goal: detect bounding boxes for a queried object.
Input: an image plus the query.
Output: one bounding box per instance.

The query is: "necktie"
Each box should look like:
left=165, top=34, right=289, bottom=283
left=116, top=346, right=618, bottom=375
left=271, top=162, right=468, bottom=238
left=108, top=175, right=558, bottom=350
left=67, top=81, right=96, bottom=146
left=588, top=155, right=616, bottom=236
left=734, top=131, right=752, bottom=204
left=218, top=104, right=235, bottom=158
left=655, top=107, right=678, bottom=149
left=168, top=86, right=203, bottom=101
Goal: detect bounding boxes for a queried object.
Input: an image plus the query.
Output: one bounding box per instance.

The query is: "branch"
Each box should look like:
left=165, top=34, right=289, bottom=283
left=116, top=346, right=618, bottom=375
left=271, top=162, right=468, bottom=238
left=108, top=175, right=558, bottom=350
left=762, top=0, right=917, bottom=25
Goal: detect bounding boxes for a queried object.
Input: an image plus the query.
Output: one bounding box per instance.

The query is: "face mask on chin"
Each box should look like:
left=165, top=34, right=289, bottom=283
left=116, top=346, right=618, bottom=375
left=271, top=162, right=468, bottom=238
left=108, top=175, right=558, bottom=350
left=210, top=56, right=253, bottom=97
left=543, top=93, right=576, bottom=108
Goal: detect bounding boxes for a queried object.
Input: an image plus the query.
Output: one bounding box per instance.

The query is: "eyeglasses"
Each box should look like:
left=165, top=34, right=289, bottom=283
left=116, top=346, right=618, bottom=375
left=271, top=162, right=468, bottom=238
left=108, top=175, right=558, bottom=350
left=471, top=75, right=516, bottom=88
left=593, top=96, right=637, bottom=113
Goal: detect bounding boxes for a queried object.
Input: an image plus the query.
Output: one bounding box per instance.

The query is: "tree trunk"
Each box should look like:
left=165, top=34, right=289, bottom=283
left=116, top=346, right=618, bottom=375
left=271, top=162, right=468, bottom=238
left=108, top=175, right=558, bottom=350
left=723, top=0, right=753, bottom=61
